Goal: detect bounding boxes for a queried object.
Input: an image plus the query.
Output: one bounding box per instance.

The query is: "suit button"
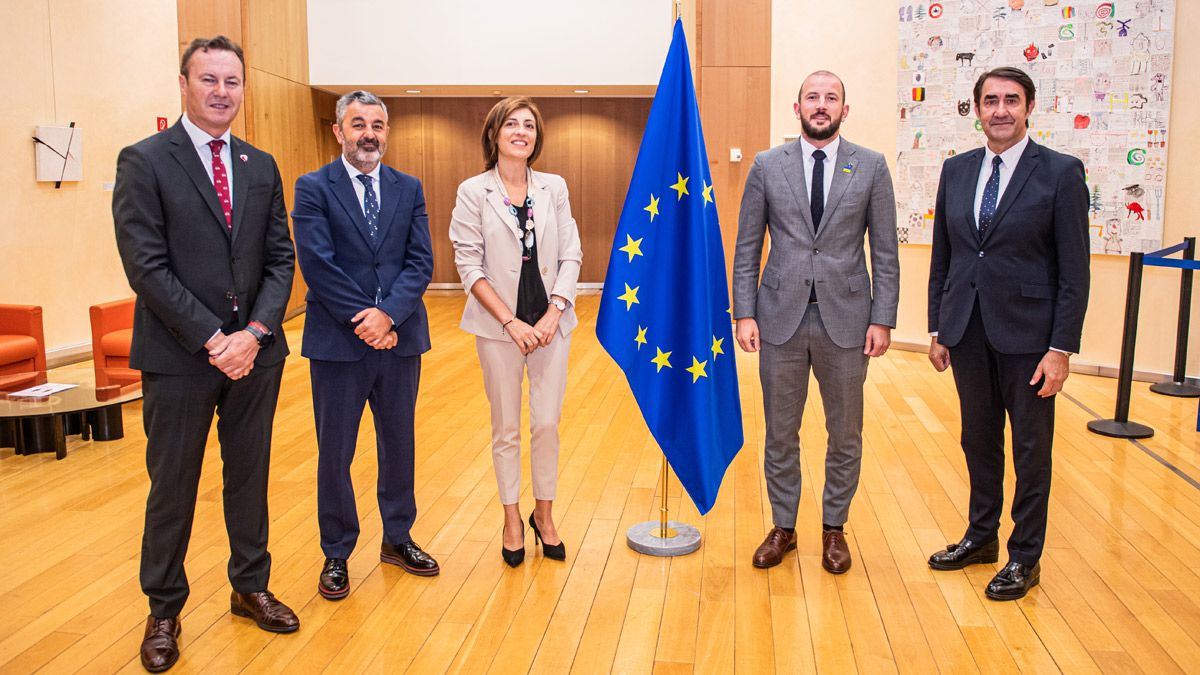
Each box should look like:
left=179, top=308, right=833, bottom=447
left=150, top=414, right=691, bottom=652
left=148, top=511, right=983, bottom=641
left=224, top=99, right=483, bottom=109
left=225, top=291, right=234, bottom=299
left=805, top=280, right=812, bottom=286
left=970, top=281, right=976, bottom=288
left=978, top=250, right=985, bottom=258
left=813, top=248, right=821, bottom=254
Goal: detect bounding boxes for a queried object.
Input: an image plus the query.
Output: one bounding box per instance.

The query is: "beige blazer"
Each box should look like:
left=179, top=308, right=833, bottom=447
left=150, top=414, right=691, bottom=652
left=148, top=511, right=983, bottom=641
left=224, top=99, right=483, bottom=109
left=450, top=168, right=582, bottom=341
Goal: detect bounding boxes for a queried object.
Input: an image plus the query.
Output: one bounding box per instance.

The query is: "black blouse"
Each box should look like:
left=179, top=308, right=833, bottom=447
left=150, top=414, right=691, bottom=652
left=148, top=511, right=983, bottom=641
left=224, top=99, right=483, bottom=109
left=513, top=204, right=549, bottom=325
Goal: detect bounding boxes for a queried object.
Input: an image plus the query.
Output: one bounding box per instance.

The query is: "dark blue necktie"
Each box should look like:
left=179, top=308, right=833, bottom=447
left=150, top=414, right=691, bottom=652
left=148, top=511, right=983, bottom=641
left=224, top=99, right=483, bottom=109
left=810, top=149, right=826, bottom=232
left=978, top=155, right=1002, bottom=236
left=357, top=174, right=379, bottom=242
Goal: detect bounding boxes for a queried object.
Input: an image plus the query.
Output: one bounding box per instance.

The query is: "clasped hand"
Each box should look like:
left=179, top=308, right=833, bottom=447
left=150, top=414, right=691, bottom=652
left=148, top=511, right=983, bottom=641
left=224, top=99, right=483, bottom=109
left=506, top=307, right=562, bottom=356
left=207, top=331, right=259, bottom=380
left=353, top=307, right=397, bottom=350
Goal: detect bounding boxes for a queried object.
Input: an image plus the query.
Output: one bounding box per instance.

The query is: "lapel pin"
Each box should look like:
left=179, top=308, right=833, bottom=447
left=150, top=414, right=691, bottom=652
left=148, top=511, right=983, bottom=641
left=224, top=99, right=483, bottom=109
left=841, top=164, right=853, bottom=174
left=240, top=154, right=248, bottom=162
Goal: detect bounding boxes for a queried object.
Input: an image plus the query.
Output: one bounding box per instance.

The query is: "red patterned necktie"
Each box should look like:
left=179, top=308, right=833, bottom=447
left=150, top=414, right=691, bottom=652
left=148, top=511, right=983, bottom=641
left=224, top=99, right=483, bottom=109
left=208, top=139, right=232, bottom=231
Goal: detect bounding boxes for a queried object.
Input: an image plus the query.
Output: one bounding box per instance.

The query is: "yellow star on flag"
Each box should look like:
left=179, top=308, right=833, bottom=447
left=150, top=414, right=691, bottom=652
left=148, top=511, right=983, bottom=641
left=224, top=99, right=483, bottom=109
left=711, top=336, right=724, bottom=359
left=644, top=194, right=660, bottom=222
left=618, top=234, right=644, bottom=262
left=651, top=347, right=672, bottom=372
left=702, top=181, right=714, bottom=205
left=617, top=283, right=640, bottom=310
left=634, top=325, right=648, bottom=351
left=686, top=356, right=708, bottom=383
left=670, top=173, right=690, bottom=200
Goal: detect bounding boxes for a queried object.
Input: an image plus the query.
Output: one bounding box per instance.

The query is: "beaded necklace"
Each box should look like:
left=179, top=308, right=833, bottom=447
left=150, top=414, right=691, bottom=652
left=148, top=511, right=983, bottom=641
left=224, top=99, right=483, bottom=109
left=497, top=168, right=536, bottom=261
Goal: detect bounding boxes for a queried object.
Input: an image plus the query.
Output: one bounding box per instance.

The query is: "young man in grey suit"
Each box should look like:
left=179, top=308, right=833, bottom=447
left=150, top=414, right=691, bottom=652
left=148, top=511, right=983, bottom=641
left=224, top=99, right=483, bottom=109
left=114, top=36, right=298, bottom=672
left=926, top=67, right=1089, bottom=600
left=733, top=70, right=899, bottom=574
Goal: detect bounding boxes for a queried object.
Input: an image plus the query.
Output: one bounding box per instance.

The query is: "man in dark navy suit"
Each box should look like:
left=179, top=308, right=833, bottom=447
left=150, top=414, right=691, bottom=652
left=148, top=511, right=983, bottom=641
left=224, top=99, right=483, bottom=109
left=115, top=36, right=299, bottom=672
left=292, top=90, right=437, bottom=600
left=926, top=67, right=1090, bottom=600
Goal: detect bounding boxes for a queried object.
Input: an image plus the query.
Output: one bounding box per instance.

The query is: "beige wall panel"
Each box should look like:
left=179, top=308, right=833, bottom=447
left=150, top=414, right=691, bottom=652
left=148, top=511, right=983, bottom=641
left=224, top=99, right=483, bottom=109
left=701, top=66, right=772, bottom=284
left=380, top=98, right=424, bottom=178
left=579, top=99, right=652, bottom=282
left=772, top=0, right=1200, bottom=375
left=0, top=1, right=179, bottom=354
left=245, top=0, right=308, bottom=83
left=701, top=0, right=771, bottom=67
left=534, top=98, right=583, bottom=214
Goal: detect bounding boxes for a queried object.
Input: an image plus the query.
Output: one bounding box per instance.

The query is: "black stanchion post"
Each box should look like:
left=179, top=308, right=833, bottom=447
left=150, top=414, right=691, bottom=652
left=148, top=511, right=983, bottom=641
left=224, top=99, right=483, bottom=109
left=1089, top=252, right=1155, bottom=438
left=1149, top=236, right=1199, bottom=397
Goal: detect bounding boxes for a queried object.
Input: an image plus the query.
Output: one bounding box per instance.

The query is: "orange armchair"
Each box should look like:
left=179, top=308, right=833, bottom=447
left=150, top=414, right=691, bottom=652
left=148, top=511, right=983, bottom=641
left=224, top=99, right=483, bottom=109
left=0, top=304, right=46, bottom=377
left=89, top=298, right=140, bottom=388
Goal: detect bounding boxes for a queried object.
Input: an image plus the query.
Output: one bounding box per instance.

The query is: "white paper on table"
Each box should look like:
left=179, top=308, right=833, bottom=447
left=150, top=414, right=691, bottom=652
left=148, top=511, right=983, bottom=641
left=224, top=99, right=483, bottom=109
left=9, top=383, right=78, bottom=398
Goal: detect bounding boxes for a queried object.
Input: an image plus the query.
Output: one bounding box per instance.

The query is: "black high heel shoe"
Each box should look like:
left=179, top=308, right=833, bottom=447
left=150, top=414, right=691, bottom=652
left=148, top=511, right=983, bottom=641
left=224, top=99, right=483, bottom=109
left=501, top=524, right=525, bottom=567
left=528, top=513, right=566, bottom=561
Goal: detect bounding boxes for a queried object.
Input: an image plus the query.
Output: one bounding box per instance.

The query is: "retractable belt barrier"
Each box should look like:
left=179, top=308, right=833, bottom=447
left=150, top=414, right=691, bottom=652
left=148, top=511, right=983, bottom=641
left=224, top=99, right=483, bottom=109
left=1088, top=237, right=1198, bottom=439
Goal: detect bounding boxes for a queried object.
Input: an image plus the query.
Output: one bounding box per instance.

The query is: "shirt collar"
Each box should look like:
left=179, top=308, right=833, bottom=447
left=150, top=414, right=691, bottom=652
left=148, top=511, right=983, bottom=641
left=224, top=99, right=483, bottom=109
left=799, top=135, right=840, bottom=161
left=180, top=113, right=231, bottom=151
left=340, top=155, right=382, bottom=184
left=984, top=133, right=1030, bottom=169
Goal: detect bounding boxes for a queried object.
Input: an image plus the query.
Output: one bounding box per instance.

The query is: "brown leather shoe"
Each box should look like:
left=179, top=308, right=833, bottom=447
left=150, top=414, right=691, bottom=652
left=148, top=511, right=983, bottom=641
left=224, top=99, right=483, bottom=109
left=822, top=528, right=852, bottom=574
left=140, top=615, right=181, bottom=672
left=229, top=590, right=300, bottom=633
left=752, top=527, right=797, bottom=568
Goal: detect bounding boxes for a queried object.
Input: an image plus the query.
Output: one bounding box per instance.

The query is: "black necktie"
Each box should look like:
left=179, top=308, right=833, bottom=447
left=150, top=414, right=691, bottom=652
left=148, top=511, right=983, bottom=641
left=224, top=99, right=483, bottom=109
left=810, top=149, right=826, bottom=232
left=978, top=155, right=1002, bottom=236
left=357, top=174, right=379, bottom=242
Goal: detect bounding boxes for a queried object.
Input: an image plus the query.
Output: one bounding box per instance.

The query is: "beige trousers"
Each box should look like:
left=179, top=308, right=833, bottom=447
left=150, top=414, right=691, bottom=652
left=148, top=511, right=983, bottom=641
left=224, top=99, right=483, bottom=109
left=476, top=334, right=570, bottom=505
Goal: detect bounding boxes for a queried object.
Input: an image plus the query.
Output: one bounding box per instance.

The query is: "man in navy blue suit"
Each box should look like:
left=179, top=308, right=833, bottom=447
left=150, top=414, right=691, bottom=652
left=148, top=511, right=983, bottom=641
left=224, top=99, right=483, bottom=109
left=292, top=90, right=438, bottom=600
left=926, top=67, right=1090, bottom=600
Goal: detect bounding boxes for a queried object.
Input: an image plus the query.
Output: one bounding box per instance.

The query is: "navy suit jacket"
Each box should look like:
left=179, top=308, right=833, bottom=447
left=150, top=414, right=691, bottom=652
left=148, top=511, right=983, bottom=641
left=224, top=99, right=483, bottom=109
left=292, top=160, right=433, bottom=361
left=928, top=140, right=1090, bottom=354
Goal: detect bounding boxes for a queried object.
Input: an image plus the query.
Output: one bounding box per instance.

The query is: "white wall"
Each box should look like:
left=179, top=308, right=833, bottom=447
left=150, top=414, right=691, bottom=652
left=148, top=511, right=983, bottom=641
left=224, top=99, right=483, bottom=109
left=307, top=0, right=675, bottom=86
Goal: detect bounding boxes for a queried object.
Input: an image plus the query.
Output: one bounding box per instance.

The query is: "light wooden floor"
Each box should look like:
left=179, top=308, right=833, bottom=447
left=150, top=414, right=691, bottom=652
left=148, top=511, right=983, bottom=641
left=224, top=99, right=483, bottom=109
left=2, top=294, right=1199, bottom=674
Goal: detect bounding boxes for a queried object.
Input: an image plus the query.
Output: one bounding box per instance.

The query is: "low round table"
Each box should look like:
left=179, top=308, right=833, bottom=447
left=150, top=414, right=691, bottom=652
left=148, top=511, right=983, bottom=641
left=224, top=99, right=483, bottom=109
left=0, top=371, right=143, bottom=460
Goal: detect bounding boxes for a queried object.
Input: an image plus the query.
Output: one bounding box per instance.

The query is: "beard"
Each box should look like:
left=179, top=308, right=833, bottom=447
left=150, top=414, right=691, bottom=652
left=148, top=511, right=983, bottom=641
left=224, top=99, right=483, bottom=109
left=344, top=138, right=383, bottom=168
left=801, top=113, right=842, bottom=141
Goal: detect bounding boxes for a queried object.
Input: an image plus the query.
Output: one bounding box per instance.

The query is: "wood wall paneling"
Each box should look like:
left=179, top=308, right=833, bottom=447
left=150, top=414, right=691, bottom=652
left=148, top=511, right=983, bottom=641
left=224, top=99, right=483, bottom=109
left=700, top=0, right=771, bottom=67
left=176, top=0, right=246, bottom=137
left=700, top=66, right=772, bottom=280
left=421, top=98, right=500, bottom=284
left=244, top=0, right=308, bottom=84
left=580, top=99, right=651, bottom=282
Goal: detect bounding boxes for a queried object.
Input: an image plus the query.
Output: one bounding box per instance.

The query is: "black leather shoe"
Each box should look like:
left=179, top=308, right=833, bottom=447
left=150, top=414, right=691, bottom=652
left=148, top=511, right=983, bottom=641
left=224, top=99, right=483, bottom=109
left=381, top=540, right=440, bottom=577
left=529, top=514, right=566, bottom=561
left=986, top=561, right=1040, bottom=600
left=502, top=524, right=525, bottom=567
left=318, top=558, right=349, bottom=600
left=140, top=615, right=180, bottom=672
left=928, top=537, right=1000, bottom=571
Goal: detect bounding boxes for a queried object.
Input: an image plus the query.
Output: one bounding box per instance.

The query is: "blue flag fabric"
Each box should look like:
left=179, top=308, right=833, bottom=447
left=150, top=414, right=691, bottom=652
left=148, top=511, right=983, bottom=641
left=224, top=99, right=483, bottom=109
left=596, top=18, right=743, bottom=515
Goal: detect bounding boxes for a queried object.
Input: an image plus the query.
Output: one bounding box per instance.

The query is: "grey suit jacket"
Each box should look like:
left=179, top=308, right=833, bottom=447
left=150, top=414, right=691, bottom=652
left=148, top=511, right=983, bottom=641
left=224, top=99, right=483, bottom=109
left=732, top=138, right=899, bottom=348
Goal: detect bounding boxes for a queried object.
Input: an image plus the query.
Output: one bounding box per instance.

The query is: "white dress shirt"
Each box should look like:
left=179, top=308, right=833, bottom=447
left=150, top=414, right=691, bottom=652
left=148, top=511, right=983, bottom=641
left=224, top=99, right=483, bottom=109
left=340, top=155, right=382, bottom=214
left=972, top=134, right=1030, bottom=226
left=180, top=113, right=234, bottom=209
left=798, top=135, right=840, bottom=207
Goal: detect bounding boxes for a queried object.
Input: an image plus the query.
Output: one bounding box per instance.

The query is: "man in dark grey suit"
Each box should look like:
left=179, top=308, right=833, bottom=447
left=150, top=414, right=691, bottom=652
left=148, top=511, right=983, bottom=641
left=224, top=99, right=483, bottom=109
left=926, top=67, right=1089, bottom=601
left=114, top=36, right=298, bottom=672
left=733, top=71, right=899, bottom=574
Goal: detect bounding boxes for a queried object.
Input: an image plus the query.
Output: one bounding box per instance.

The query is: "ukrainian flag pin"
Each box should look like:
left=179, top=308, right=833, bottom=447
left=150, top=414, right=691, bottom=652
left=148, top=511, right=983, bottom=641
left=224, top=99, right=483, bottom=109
left=841, top=163, right=853, bottom=174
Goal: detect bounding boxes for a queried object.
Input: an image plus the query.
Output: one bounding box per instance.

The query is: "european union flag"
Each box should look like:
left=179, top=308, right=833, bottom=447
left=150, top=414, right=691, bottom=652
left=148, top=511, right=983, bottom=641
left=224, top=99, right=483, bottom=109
left=596, top=18, right=743, bottom=515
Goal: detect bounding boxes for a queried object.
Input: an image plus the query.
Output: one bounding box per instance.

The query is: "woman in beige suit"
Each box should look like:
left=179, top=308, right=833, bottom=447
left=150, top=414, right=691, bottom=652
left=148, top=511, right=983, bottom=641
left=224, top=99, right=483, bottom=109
left=449, top=97, right=582, bottom=567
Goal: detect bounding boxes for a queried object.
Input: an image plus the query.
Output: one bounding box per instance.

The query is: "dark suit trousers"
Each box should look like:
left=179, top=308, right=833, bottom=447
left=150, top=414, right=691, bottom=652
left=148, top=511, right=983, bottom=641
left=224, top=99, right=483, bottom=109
left=140, top=363, right=283, bottom=618
left=948, top=302, right=1055, bottom=567
left=311, top=351, right=420, bottom=559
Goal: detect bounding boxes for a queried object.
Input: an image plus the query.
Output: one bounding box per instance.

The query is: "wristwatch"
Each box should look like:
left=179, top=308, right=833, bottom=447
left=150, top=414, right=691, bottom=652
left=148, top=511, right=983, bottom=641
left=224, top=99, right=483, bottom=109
left=550, top=297, right=568, bottom=312
left=244, top=321, right=275, bottom=347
